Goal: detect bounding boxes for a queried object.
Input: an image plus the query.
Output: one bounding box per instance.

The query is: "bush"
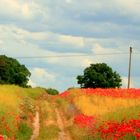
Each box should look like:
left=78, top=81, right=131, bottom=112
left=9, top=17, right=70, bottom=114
left=46, top=88, right=59, bottom=95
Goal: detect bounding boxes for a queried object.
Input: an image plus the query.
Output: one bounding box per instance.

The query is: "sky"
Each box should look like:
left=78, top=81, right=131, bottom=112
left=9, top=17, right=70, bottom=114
left=0, top=0, right=140, bottom=91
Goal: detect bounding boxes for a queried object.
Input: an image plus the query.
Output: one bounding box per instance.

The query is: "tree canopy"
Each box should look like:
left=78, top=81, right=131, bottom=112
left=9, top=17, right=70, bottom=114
left=77, top=63, right=122, bottom=88
left=0, top=55, right=31, bottom=87
left=46, top=88, right=59, bottom=95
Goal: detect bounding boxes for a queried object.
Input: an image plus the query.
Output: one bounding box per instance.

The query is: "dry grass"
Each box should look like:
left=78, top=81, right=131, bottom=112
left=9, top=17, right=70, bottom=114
left=0, top=85, right=21, bottom=113
left=73, top=94, right=140, bottom=116
left=0, top=85, right=46, bottom=139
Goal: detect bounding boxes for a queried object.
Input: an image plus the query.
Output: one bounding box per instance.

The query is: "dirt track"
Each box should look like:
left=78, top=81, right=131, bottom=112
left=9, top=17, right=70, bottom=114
left=30, top=111, right=40, bottom=140
left=55, top=108, right=71, bottom=140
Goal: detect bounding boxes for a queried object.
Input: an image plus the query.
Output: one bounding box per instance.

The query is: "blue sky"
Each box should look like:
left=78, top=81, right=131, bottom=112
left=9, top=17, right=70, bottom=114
left=0, top=0, right=140, bottom=91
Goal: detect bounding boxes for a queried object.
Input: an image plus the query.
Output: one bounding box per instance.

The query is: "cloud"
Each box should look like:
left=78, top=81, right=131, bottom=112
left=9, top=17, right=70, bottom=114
left=131, top=76, right=140, bottom=88
left=28, top=79, right=36, bottom=87
left=0, top=40, right=3, bottom=44
left=39, top=0, right=140, bottom=40
left=65, top=0, right=72, bottom=4
left=0, top=0, right=27, bottom=17
left=92, top=43, right=123, bottom=54
left=81, top=58, right=93, bottom=68
left=121, top=76, right=138, bottom=88
left=32, top=68, right=55, bottom=81
left=22, top=3, right=30, bottom=17
left=0, top=0, right=45, bottom=20
left=0, top=24, right=86, bottom=47
left=0, top=25, right=92, bottom=67
left=29, top=67, right=57, bottom=88
left=114, top=0, right=140, bottom=17
left=59, top=35, right=85, bottom=47
left=0, top=0, right=140, bottom=91
left=122, top=76, right=128, bottom=88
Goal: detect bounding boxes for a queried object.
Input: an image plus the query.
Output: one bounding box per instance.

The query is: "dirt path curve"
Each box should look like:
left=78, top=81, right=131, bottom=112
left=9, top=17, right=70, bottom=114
left=55, top=108, right=72, bottom=140
left=30, top=111, right=40, bottom=140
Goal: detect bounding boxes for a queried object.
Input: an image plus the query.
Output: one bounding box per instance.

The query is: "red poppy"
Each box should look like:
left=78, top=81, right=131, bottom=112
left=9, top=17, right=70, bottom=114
left=0, top=135, right=3, bottom=140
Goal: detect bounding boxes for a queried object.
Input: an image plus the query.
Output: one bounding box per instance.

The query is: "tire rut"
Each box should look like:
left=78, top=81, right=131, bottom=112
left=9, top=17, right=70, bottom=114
left=30, top=111, right=40, bottom=140
left=55, top=108, right=71, bottom=140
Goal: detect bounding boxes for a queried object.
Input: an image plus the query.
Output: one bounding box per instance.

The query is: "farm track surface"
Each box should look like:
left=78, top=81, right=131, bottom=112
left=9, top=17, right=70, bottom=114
left=30, top=103, right=72, bottom=140
left=55, top=108, right=72, bottom=140
left=30, top=111, right=40, bottom=140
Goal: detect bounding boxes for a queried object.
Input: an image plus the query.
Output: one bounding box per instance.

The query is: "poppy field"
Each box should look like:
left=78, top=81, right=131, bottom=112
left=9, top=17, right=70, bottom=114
left=0, top=86, right=140, bottom=140
left=59, top=88, right=140, bottom=140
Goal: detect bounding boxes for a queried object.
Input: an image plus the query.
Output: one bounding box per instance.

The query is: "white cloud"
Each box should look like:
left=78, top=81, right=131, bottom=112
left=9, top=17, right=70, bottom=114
left=92, top=43, right=121, bottom=54
left=65, top=0, right=72, bottom=4
left=81, top=58, right=93, bottom=68
left=59, top=35, right=85, bottom=47
left=70, top=0, right=140, bottom=18
left=0, top=0, right=25, bottom=17
left=0, top=25, right=89, bottom=67
left=5, top=25, right=49, bottom=41
left=0, top=0, right=44, bottom=20
left=122, top=76, right=128, bottom=88
left=29, top=67, right=57, bottom=88
left=114, top=0, right=140, bottom=17
left=0, top=25, right=85, bottom=48
left=28, top=79, right=36, bottom=87
left=0, top=40, right=3, bottom=44
left=122, top=76, right=135, bottom=88
left=0, top=25, right=58, bottom=57
left=22, top=3, right=30, bottom=17
left=31, top=68, right=55, bottom=81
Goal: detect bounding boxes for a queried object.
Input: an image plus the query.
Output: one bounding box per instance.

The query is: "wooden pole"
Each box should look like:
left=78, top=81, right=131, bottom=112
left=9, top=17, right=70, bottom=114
left=127, top=47, right=132, bottom=89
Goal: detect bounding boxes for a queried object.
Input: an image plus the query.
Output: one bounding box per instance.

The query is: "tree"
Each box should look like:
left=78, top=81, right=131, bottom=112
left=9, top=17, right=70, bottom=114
left=77, top=63, right=122, bottom=88
left=46, top=88, right=59, bottom=95
left=0, top=55, right=31, bottom=87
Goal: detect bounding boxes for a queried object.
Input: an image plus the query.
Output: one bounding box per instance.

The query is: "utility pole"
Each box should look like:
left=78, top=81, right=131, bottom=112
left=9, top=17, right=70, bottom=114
left=127, top=47, right=132, bottom=89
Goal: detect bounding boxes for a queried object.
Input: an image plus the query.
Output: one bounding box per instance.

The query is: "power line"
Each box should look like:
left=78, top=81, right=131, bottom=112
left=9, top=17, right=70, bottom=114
left=132, top=52, right=140, bottom=54
left=14, top=52, right=130, bottom=59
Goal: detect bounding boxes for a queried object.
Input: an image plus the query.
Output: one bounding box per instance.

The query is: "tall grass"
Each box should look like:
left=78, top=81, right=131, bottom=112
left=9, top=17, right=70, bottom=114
left=37, top=99, right=59, bottom=140
left=0, top=85, right=45, bottom=139
left=0, top=85, right=21, bottom=112
left=73, top=94, right=140, bottom=117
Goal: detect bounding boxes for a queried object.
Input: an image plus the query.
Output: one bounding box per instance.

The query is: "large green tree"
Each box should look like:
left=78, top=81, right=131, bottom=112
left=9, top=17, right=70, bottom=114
left=0, top=55, right=31, bottom=87
left=77, top=63, right=122, bottom=88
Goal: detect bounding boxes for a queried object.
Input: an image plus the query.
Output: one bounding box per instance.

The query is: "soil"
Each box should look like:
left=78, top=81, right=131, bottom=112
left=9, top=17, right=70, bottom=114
left=30, top=112, right=40, bottom=140
left=55, top=108, right=72, bottom=140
